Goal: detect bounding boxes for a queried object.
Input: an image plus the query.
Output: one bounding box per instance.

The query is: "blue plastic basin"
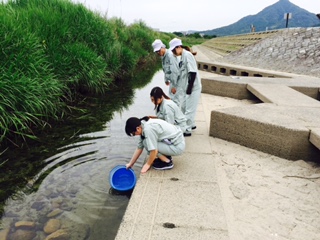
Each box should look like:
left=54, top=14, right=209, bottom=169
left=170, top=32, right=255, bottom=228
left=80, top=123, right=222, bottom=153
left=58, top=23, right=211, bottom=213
left=109, top=165, right=136, bottom=191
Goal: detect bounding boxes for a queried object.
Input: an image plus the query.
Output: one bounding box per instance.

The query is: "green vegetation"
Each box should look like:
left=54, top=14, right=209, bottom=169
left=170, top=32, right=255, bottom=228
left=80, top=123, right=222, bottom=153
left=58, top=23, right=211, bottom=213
left=173, top=31, right=216, bottom=39
left=0, top=0, right=167, bottom=145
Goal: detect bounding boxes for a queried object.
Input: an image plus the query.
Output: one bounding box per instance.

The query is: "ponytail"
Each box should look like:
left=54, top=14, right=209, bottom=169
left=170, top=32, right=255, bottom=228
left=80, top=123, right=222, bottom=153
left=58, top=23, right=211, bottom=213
left=140, top=116, right=150, bottom=122
left=150, top=86, right=170, bottom=113
left=182, top=45, right=197, bottom=56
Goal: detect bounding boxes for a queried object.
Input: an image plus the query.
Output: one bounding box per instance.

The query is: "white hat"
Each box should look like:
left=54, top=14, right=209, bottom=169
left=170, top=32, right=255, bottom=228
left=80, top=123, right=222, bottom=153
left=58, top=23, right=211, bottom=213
left=152, top=39, right=166, bottom=52
left=169, top=38, right=182, bottom=50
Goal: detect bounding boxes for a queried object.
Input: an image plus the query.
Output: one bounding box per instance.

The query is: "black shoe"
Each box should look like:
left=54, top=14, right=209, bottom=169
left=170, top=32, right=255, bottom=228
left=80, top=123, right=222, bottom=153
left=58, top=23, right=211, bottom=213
left=152, top=159, right=174, bottom=170
left=152, top=158, right=162, bottom=166
left=153, top=156, right=171, bottom=167
left=183, top=132, right=192, bottom=137
left=192, top=126, right=197, bottom=130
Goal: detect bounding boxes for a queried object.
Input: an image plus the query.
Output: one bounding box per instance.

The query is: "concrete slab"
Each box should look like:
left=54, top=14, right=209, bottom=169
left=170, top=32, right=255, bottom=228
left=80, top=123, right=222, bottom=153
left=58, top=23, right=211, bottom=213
left=115, top=93, right=230, bottom=240
left=184, top=134, right=212, bottom=154
left=115, top=150, right=228, bottom=240
left=196, top=45, right=320, bottom=161
left=247, top=83, right=320, bottom=107
left=310, top=128, right=320, bottom=150
left=116, top=220, right=229, bottom=240
left=209, top=103, right=320, bottom=161
left=202, top=75, right=320, bottom=100
left=147, top=153, right=218, bottom=182
left=192, top=121, right=207, bottom=136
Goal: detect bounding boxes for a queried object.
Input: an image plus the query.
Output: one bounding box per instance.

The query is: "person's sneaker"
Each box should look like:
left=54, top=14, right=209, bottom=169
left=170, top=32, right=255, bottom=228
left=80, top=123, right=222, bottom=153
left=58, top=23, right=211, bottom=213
left=152, top=159, right=174, bottom=170
left=152, top=158, right=162, bottom=166
left=192, top=126, right=197, bottom=130
left=183, top=132, right=192, bottom=137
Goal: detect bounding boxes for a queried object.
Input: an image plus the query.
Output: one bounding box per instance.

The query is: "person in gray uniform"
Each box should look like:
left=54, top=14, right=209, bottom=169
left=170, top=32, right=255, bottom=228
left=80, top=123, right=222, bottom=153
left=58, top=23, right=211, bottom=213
left=125, top=116, right=185, bottom=173
left=149, top=86, right=192, bottom=137
left=169, top=38, right=202, bottom=132
left=152, top=39, right=183, bottom=107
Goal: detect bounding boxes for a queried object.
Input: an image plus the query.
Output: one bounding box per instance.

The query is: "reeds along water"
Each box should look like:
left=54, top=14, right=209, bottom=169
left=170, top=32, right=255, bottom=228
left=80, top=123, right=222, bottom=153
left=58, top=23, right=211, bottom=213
left=0, top=0, right=162, bottom=144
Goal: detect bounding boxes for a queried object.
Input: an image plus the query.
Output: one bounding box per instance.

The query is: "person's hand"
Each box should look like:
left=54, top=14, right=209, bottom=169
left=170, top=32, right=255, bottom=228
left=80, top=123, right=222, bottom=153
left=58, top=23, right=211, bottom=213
left=141, top=163, right=151, bottom=173
left=126, top=163, right=132, bottom=169
left=171, top=87, right=176, bottom=94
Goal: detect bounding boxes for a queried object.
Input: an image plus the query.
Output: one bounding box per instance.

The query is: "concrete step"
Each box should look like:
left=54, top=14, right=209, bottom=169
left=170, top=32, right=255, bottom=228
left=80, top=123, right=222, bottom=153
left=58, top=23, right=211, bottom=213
left=247, top=83, right=320, bottom=107
left=310, top=128, right=320, bottom=150
left=209, top=104, right=320, bottom=161
left=201, top=74, right=320, bottom=101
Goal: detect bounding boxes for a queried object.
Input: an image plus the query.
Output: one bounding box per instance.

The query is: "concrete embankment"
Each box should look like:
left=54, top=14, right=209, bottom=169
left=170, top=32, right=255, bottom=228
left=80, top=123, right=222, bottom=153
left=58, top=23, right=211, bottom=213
left=221, top=28, right=320, bottom=78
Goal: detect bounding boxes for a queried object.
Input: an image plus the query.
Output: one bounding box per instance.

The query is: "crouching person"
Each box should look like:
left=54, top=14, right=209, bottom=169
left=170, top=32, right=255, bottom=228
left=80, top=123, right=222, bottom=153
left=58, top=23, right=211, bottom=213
left=125, top=116, right=185, bottom=173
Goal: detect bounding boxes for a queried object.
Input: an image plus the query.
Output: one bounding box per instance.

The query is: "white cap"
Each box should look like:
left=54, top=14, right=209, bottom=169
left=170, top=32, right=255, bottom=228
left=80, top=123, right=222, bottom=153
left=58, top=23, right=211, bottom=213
left=152, top=39, right=166, bottom=52
left=169, top=38, right=182, bottom=50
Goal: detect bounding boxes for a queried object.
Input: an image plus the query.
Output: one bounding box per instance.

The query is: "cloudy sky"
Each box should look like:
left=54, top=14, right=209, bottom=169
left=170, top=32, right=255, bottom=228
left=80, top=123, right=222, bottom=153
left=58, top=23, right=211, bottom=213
left=72, top=0, right=319, bottom=32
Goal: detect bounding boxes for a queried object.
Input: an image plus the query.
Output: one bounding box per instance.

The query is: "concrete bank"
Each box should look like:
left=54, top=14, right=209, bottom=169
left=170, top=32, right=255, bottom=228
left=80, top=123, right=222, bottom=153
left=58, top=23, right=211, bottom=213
left=115, top=85, right=231, bottom=240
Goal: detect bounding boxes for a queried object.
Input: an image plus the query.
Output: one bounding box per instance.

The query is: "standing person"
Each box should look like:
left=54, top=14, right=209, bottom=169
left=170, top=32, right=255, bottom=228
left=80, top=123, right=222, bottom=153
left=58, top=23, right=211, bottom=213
left=152, top=39, right=183, bottom=107
left=149, top=86, right=192, bottom=137
left=125, top=116, right=185, bottom=173
left=169, top=38, right=202, bottom=132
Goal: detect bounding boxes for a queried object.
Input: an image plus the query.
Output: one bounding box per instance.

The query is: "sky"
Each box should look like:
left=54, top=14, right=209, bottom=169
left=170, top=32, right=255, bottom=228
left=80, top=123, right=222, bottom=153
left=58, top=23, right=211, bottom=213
left=72, top=0, right=320, bottom=32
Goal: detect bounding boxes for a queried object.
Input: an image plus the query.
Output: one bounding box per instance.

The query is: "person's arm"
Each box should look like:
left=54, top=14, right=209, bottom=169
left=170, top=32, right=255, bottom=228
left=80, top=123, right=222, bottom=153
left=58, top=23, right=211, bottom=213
left=163, top=105, right=175, bottom=125
left=126, top=148, right=143, bottom=169
left=162, top=55, right=172, bottom=84
left=186, top=72, right=196, bottom=94
left=141, top=149, right=158, bottom=173
left=169, top=56, right=180, bottom=91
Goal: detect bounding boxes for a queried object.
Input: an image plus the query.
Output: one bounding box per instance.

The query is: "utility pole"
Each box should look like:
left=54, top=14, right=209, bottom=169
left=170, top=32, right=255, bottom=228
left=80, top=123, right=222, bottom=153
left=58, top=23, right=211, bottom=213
left=284, top=13, right=292, bottom=28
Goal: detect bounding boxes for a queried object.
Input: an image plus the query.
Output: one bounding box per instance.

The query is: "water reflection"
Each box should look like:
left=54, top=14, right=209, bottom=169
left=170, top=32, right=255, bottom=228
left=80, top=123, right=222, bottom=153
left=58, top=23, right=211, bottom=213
left=0, top=69, right=168, bottom=239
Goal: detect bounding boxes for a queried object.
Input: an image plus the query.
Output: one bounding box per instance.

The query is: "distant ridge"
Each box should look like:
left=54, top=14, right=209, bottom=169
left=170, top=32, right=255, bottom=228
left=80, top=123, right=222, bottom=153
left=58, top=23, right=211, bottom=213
left=199, top=0, right=319, bottom=36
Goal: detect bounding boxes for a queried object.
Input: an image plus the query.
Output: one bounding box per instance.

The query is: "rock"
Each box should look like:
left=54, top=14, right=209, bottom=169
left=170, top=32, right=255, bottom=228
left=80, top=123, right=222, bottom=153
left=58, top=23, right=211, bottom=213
left=14, top=221, right=36, bottom=229
left=47, top=209, right=63, bottom=218
left=31, top=201, right=46, bottom=210
left=4, top=211, right=19, bottom=218
left=9, top=229, right=36, bottom=240
left=60, top=202, right=72, bottom=211
left=44, top=229, right=69, bottom=240
left=44, top=219, right=61, bottom=234
left=0, top=228, right=9, bottom=240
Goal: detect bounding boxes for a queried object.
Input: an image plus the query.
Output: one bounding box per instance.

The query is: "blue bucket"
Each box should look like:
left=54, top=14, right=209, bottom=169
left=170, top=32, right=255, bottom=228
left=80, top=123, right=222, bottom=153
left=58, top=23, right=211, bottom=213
left=109, top=165, right=137, bottom=191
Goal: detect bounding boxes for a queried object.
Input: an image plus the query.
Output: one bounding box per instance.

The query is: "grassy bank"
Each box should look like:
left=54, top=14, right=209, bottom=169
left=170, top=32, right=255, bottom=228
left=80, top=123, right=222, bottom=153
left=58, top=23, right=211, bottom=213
left=0, top=0, right=167, bottom=145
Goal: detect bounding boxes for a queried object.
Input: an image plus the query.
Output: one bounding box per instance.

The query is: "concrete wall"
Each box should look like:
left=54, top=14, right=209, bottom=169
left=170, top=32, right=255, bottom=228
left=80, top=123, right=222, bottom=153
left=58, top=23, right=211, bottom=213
left=198, top=61, right=289, bottom=78
left=222, top=28, right=320, bottom=78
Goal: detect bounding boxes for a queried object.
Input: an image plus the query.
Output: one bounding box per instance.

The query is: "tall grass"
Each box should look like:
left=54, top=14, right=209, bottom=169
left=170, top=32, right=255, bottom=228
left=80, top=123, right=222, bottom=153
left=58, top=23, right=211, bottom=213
left=0, top=0, right=168, bottom=145
left=0, top=5, right=65, bottom=143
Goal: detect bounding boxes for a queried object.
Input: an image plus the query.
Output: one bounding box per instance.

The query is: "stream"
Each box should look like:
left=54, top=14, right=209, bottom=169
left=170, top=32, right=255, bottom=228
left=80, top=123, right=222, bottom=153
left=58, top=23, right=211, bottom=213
left=0, top=70, right=168, bottom=239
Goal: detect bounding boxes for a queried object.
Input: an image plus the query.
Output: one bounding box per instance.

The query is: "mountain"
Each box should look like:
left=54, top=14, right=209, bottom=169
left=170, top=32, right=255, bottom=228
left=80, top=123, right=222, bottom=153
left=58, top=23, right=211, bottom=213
left=199, top=0, right=320, bottom=36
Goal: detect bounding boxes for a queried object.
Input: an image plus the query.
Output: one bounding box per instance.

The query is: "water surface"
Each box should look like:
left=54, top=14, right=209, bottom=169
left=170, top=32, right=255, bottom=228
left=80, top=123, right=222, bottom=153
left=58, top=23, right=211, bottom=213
left=0, top=70, right=168, bottom=239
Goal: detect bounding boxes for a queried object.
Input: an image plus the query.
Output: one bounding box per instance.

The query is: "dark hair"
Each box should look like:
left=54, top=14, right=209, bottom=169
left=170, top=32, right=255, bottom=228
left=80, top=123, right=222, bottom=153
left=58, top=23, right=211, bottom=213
left=150, top=87, right=170, bottom=113
left=125, top=116, right=150, bottom=136
left=172, top=45, right=197, bottom=56
left=182, top=45, right=197, bottom=55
